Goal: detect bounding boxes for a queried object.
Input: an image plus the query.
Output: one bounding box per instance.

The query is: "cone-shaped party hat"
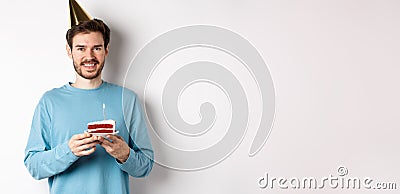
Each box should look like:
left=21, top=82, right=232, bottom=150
left=69, top=0, right=92, bottom=28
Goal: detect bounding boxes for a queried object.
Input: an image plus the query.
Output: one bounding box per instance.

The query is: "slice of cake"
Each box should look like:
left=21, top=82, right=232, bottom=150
left=87, top=119, right=116, bottom=134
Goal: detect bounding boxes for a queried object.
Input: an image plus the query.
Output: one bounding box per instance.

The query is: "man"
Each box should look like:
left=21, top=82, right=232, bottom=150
left=24, top=1, right=153, bottom=193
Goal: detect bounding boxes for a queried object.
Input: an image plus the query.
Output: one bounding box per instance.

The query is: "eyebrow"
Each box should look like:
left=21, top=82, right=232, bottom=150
left=74, top=44, right=104, bottom=48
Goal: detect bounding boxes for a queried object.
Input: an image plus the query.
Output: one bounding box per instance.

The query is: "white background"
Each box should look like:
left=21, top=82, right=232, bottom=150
left=1, top=0, right=399, bottom=193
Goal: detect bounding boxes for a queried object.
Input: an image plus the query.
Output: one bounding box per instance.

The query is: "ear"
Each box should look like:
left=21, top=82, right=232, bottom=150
left=105, top=44, right=109, bottom=57
left=66, top=44, right=72, bottom=59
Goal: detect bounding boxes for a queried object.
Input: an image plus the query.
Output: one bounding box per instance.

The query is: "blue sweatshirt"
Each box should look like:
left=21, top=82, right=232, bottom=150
left=24, top=81, right=154, bottom=194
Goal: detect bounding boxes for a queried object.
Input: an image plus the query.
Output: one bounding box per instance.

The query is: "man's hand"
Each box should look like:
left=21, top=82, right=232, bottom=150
left=98, top=135, right=130, bottom=163
left=68, top=133, right=99, bottom=157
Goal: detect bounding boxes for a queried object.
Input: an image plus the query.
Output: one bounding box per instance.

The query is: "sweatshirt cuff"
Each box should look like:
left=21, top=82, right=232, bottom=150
left=56, top=141, right=79, bottom=163
left=117, top=148, right=133, bottom=166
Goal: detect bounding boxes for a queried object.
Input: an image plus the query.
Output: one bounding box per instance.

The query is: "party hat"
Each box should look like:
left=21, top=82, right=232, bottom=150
left=69, top=0, right=92, bottom=28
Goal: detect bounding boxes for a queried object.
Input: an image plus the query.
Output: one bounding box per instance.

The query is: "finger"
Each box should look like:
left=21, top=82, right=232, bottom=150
left=93, top=135, right=102, bottom=141
left=106, top=135, right=123, bottom=142
left=114, top=135, right=124, bottom=141
left=99, top=138, right=113, bottom=147
left=96, top=136, right=106, bottom=143
left=75, top=136, right=98, bottom=146
left=71, top=133, right=92, bottom=140
left=98, top=142, right=114, bottom=153
left=75, top=142, right=98, bottom=152
left=77, top=146, right=96, bottom=156
left=105, top=134, right=115, bottom=141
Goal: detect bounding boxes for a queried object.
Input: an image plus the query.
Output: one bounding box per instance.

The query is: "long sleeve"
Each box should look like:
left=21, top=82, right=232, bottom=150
left=119, top=92, right=154, bottom=177
left=24, top=97, right=79, bottom=180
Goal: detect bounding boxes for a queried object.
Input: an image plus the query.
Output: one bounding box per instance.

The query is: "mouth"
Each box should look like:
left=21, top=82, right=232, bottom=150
left=81, top=60, right=99, bottom=71
left=83, top=63, right=96, bottom=67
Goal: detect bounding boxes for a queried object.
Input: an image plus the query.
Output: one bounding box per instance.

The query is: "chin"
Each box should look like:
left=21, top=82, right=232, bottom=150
left=79, top=72, right=100, bottom=80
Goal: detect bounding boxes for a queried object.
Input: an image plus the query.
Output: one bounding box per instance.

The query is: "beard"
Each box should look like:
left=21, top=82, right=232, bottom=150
left=73, top=58, right=105, bottom=80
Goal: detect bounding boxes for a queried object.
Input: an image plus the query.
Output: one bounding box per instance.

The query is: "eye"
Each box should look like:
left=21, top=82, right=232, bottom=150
left=76, top=47, right=84, bottom=51
left=94, top=47, right=102, bottom=51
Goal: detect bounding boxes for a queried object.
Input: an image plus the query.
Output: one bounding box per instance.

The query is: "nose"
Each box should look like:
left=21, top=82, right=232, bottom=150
left=85, top=49, right=95, bottom=59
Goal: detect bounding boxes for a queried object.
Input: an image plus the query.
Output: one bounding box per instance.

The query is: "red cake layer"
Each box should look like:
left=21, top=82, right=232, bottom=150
left=89, top=129, right=114, bottom=133
left=88, top=124, right=114, bottom=129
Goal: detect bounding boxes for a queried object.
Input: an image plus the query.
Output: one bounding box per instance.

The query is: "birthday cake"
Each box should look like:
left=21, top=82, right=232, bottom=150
left=87, top=119, right=116, bottom=134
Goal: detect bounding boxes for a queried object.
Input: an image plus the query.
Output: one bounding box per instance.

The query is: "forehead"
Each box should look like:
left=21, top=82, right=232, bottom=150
left=72, top=31, right=104, bottom=47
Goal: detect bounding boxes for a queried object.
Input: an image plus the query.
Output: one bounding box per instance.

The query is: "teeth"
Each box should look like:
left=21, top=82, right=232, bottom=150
left=84, top=64, right=95, bottom=67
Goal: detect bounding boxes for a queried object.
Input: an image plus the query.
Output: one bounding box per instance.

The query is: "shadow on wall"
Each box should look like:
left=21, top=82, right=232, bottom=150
left=130, top=165, right=169, bottom=194
left=103, top=24, right=124, bottom=85
left=129, top=102, right=170, bottom=193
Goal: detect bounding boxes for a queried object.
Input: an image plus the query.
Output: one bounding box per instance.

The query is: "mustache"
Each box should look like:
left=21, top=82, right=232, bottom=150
left=80, top=59, right=99, bottom=66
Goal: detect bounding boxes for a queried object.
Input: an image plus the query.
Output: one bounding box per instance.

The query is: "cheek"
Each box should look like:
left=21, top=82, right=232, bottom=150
left=72, top=53, right=85, bottom=60
left=96, top=53, right=107, bottom=60
left=71, top=55, right=83, bottom=65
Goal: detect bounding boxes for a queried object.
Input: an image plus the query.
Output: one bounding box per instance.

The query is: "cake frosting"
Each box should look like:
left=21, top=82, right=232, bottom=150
left=87, top=119, right=116, bottom=134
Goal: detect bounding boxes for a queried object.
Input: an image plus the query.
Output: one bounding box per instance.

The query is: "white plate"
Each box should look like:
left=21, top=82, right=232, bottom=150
left=84, top=130, right=119, bottom=137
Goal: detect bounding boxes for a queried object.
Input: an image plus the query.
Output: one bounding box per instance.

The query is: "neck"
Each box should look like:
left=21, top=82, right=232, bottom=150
left=72, top=75, right=103, bottom=89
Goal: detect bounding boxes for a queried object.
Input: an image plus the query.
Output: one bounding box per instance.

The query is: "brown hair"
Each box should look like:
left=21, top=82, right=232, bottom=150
left=66, top=18, right=110, bottom=49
